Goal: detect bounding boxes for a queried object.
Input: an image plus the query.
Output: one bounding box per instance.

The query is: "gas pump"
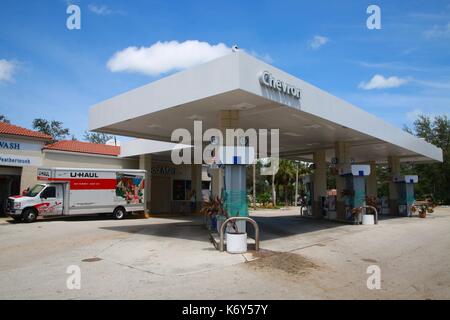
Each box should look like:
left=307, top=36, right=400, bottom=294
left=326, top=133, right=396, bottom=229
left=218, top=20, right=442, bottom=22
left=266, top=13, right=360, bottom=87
left=218, top=146, right=255, bottom=232
left=338, top=164, right=371, bottom=220
left=393, top=175, right=418, bottom=217
left=301, top=175, right=314, bottom=216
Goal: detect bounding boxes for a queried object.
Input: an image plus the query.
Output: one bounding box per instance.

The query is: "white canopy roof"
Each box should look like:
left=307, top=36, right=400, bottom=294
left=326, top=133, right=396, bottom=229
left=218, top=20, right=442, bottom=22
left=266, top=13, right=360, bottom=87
left=90, top=51, right=442, bottom=163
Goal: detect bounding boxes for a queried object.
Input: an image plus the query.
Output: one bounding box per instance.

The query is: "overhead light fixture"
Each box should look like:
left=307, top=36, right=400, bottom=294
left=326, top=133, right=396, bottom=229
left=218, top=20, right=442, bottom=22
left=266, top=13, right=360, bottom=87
left=283, top=132, right=303, bottom=137
left=229, top=102, right=256, bottom=110
left=187, top=115, right=205, bottom=120
left=303, top=124, right=322, bottom=129
left=291, top=113, right=306, bottom=121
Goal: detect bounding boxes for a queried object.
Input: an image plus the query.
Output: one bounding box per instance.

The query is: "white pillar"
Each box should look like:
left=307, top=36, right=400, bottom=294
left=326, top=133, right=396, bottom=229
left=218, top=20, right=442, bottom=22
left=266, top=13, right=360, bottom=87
left=253, top=163, right=257, bottom=210
left=367, top=160, right=378, bottom=198
left=211, top=110, right=241, bottom=199
left=295, top=165, right=299, bottom=207
left=191, top=164, right=203, bottom=212
left=388, top=156, right=400, bottom=215
left=211, top=169, right=222, bottom=198
left=313, top=150, right=327, bottom=218
left=139, top=154, right=152, bottom=213
left=334, top=141, right=350, bottom=220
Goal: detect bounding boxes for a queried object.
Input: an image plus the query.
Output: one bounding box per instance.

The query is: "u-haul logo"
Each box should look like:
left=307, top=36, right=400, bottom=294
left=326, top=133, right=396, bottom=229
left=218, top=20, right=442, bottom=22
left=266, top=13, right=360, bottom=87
left=70, top=172, right=99, bottom=178
left=37, top=169, right=51, bottom=180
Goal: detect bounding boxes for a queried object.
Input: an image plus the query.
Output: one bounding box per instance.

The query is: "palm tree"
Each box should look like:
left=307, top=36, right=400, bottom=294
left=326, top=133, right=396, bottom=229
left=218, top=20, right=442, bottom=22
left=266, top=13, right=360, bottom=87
left=0, top=114, right=10, bottom=123
left=274, top=160, right=312, bottom=207
left=276, top=159, right=297, bottom=207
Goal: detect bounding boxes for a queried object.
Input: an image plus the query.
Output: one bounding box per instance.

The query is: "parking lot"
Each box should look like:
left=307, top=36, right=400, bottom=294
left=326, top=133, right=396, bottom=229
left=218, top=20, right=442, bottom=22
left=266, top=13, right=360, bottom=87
left=1, top=207, right=449, bottom=300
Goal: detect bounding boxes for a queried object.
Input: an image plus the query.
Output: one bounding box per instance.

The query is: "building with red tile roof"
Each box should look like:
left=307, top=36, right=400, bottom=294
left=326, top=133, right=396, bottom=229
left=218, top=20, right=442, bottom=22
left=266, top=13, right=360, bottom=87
left=0, top=122, right=52, bottom=141
left=43, top=140, right=120, bottom=156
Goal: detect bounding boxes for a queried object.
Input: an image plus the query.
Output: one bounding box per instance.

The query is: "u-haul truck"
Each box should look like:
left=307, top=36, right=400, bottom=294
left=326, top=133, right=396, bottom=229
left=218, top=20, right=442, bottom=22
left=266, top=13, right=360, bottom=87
left=6, top=168, right=146, bottom=223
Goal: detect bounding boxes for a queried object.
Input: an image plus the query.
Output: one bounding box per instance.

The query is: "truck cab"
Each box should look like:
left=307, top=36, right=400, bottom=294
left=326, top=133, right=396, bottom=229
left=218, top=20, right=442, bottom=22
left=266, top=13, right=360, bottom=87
left=7, top=183, right=65, bottom=223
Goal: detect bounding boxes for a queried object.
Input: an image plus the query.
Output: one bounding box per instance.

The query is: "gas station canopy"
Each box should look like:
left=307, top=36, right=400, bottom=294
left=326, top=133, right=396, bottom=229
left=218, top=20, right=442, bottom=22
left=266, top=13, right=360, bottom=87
left=89, top=51, right=443, bottom=164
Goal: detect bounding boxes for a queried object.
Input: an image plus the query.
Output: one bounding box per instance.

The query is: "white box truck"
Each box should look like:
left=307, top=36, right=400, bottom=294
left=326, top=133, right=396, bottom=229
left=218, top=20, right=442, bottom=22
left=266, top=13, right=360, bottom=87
left=6, top=167, right=146, bottom=223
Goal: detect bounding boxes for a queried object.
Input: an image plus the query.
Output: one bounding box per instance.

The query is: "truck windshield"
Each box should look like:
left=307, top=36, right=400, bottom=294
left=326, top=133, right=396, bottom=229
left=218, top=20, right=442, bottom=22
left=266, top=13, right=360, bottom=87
left=27, top=185, right=46, bottom=197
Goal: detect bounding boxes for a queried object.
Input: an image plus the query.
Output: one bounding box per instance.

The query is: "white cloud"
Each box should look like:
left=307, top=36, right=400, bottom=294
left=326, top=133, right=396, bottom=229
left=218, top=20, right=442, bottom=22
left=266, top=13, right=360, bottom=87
left=423, top=22, right=450, bottom=38
left=414, top=79, right=450, bottom=90
left=406, top=108, right=424, bottom=121
left=406, top=108, right=441, bottom=124
left=358, top=74, right=410, bottom=90
left=88, top=4, right=122, bottom=15
left=0, top=59, right=17, bottom=82
left=308, top=35, right=329, bottom=50
left=249, top=50, right=273, bottom=64
left=356, top=61, right=425, bottom=72
left=107, top=40, right=232, bottom=76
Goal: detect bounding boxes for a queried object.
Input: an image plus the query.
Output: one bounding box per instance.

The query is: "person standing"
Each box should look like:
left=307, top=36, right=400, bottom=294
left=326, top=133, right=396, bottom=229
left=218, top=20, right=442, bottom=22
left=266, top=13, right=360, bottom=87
left=190, top=190, right=196, bottom=213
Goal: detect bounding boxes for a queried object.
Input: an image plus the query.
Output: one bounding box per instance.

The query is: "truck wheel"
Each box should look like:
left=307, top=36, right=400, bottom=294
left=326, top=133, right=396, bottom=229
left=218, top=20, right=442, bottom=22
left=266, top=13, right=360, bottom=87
left=22, top=209, right=37, bottom=223
left=113, top=207, right=126, bottom=220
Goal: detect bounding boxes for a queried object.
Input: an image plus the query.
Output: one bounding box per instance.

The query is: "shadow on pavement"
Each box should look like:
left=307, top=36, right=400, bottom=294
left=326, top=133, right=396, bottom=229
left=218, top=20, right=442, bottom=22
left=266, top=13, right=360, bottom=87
left=99, top=215, right=209, bottom=243
left=100, top=213, right=349, bottom=243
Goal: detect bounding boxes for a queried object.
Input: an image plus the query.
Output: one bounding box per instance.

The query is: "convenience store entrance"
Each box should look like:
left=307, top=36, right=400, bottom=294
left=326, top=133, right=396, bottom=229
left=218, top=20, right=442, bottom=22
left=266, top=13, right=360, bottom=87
left=0, top=167, right=22, bottom=215
left=151, top=176, right=171, bottom=214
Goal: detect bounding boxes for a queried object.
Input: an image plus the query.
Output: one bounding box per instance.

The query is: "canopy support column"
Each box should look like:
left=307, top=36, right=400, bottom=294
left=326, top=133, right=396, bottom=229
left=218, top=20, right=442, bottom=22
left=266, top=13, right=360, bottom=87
left=313, top=150, right=327, bottom=218
left=367, top=161, right=378, bottom=198
left=191, top=164, right=203, bottom=213
left=388, top=156, right=401, bottom=216
left=334, top=141, right=350, bottom=220
left=139, top=154, right=152, bottom=213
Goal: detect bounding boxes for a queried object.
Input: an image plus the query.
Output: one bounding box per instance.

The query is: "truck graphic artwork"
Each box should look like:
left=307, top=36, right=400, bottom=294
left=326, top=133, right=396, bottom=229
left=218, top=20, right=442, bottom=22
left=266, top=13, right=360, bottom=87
left=34, top=201, right=63, bottom=214
left=115, top=173, right=145, bottom=204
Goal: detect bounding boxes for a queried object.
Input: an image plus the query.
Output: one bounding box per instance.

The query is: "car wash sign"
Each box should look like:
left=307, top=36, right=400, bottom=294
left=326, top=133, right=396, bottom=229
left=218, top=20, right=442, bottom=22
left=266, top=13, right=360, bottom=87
left=0, top=155, right=42, bottom=167
left=151, top=165, right=177, bottom=176
left=0, top=139, right=42, bottom=152
left=259, top=71, right=301, bottom=100
left=0, top=140, right=21, bottom=150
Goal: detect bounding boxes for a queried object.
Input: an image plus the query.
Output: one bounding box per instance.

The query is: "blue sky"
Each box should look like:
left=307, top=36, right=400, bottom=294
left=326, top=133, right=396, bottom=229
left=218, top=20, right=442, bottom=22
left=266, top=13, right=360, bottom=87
left=0, top=0, right=449, bottom=140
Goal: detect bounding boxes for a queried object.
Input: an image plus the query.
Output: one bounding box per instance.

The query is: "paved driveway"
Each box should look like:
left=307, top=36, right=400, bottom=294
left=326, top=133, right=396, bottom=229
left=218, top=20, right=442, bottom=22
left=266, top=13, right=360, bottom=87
left=0, top=207, right=449, bottom=299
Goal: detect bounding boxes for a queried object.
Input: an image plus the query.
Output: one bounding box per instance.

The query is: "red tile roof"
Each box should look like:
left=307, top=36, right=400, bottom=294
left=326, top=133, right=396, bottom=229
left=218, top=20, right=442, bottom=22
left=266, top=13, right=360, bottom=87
left=0, top=122, right=53, bottom=140
left=43, top=140, right=120, bottom=156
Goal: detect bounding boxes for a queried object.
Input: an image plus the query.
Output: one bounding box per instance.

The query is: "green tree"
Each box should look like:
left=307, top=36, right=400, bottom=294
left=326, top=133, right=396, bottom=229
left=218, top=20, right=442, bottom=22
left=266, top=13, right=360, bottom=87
left=273, top=159, right=312, bottom=206
left=275, top=159, right=297, bottom=206
left=376, top=164, right=390, bottom=197
left=32, top=118, right=70, bottom=141
left=404, top=114, right=450, bottom=204
left=247, top=160, right=275, bottom=207
left=0, top=114, right=10, bottom=123
left=84, top=131, right=114, bottom=144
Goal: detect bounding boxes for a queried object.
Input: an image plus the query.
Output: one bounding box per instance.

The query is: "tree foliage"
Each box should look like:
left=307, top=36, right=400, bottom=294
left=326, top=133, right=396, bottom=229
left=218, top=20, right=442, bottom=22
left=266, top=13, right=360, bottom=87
left=247, top=159, right=312, bottom=207
left=404, top=114, right=450, bottom=204
left=0, top=114, right=10, bottom=123
left=32, top=118, right=70, bottom=141
left=84, top=131, right=114, bottom=144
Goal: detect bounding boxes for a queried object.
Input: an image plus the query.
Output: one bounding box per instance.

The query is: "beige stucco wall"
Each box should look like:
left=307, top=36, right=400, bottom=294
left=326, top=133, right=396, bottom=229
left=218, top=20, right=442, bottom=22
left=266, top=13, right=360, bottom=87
left=43, top=151, right=139, bottom=169
left=0, top=135, right=46, bottom=191
left=20, top=166, right=38, bottom=191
